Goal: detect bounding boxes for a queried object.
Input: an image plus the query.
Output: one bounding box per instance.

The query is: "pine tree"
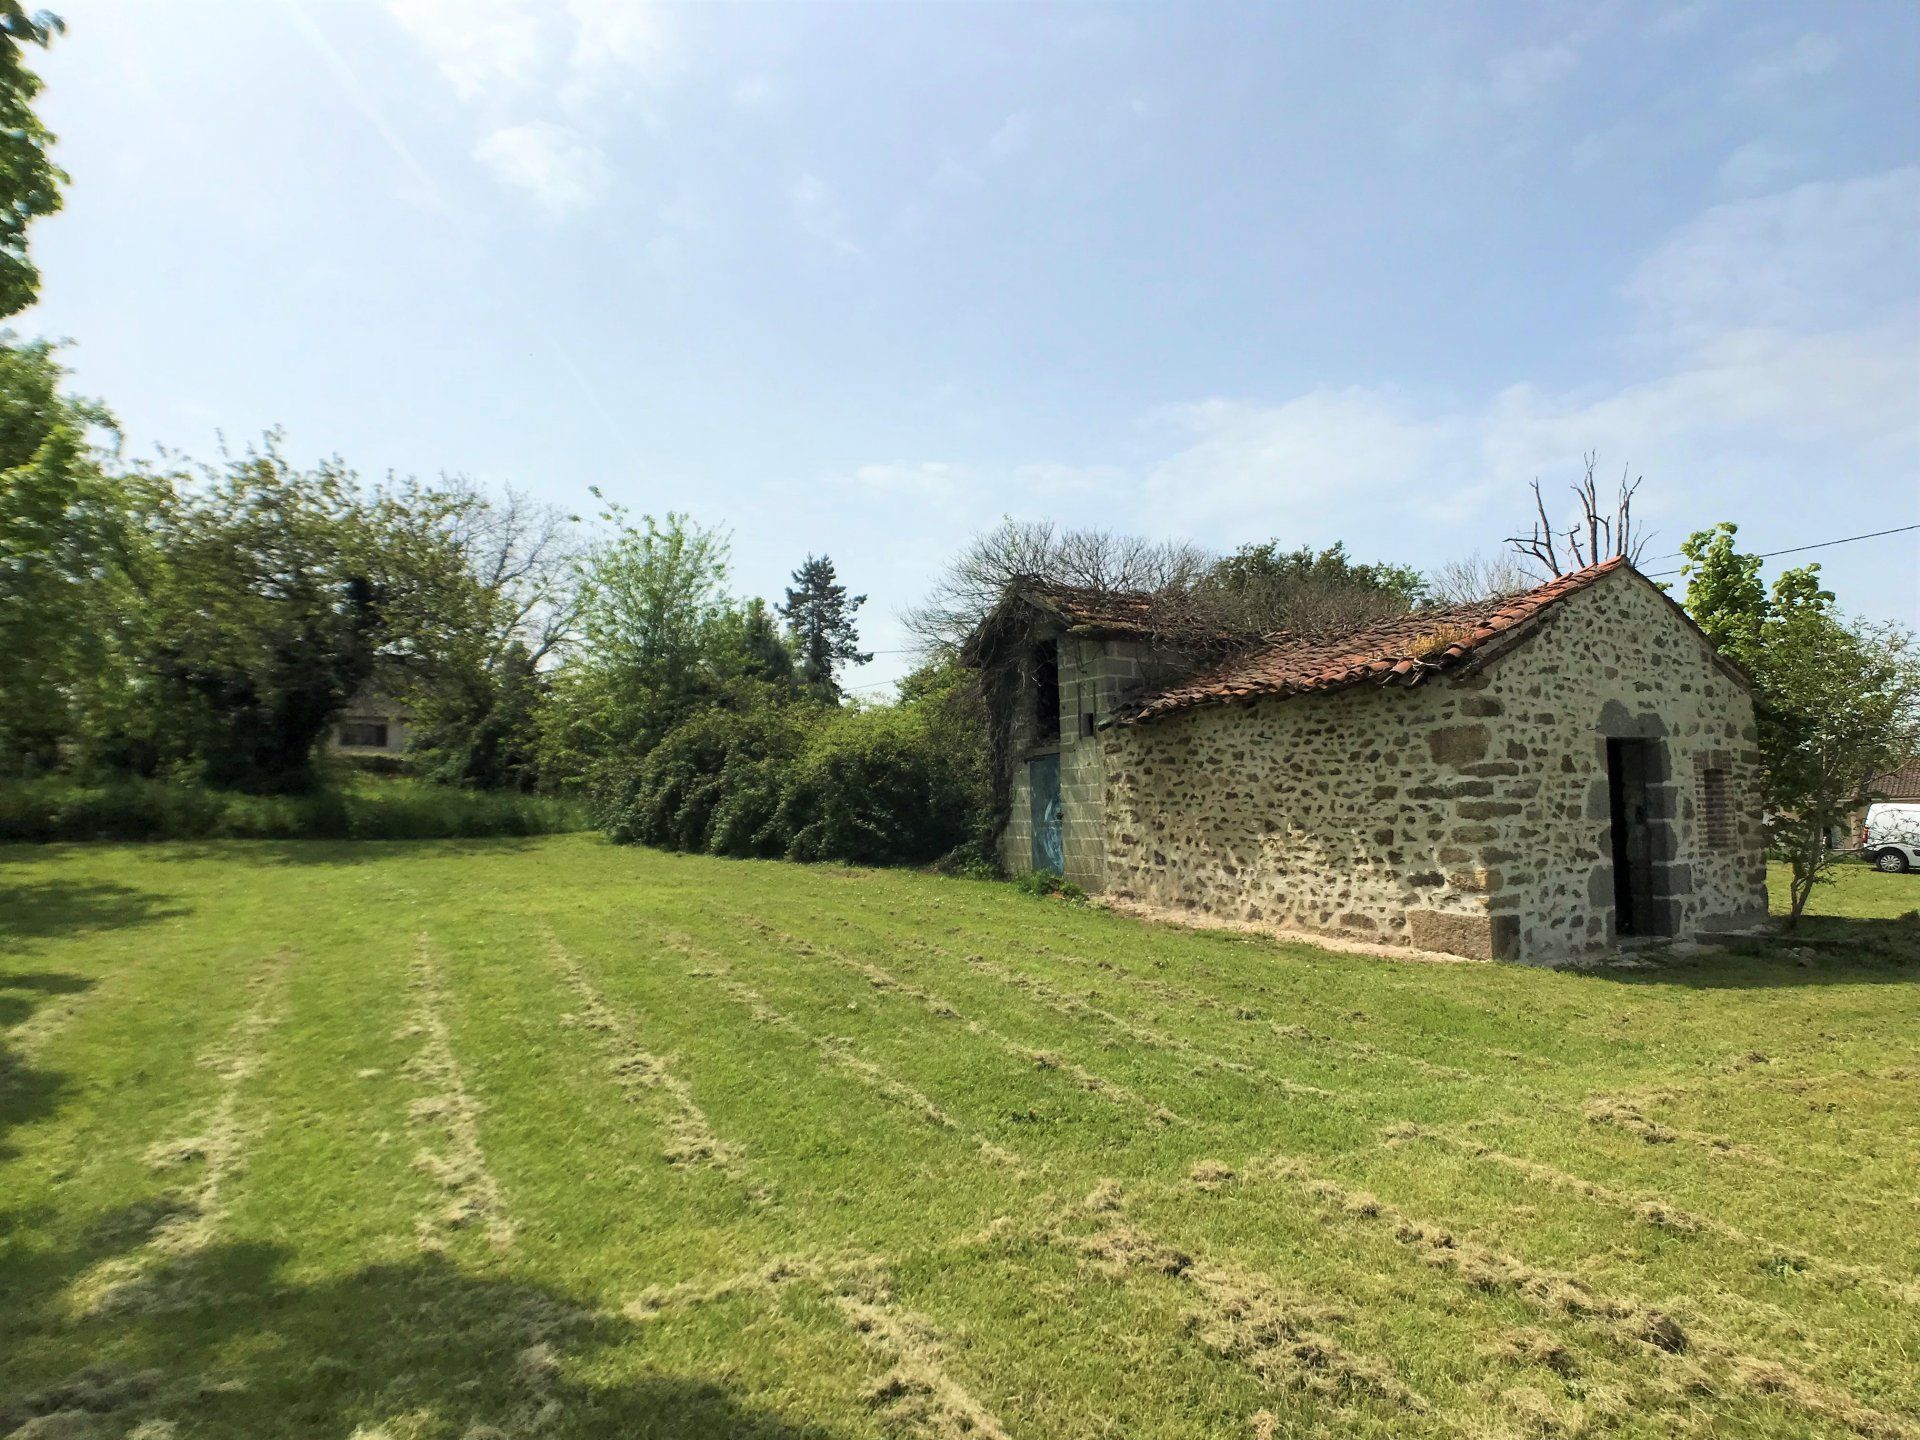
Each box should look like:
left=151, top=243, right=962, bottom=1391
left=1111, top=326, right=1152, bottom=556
left=778, top=554, right=871, bottom=702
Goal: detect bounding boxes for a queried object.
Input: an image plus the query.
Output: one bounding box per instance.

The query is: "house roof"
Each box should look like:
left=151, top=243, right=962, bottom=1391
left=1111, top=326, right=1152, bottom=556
left=1870, top=762, right=1920, bottom=802
left=1115, top=558, right=1644, bottom=724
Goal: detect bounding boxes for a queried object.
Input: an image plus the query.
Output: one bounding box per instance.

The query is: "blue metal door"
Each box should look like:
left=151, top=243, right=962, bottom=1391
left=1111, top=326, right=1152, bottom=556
left=1029, top=754, right=1064, bottom=875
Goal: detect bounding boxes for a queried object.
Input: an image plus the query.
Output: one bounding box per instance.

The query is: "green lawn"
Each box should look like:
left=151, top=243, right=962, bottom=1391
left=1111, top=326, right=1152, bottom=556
left=2, top=839, right=1916, bottom=1440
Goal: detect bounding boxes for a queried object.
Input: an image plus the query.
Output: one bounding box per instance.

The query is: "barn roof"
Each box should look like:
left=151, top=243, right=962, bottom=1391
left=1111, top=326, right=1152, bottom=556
left=958, top=576, right=1227, bottom=666
left=1115, top=558, right=1693, bottom=724
left=1011, top=578, right=1170, bottom=635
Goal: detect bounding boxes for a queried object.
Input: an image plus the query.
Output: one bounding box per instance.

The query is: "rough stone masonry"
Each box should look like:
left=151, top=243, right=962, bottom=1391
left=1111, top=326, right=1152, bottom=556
left=994, top=564, right=1767, bottom=966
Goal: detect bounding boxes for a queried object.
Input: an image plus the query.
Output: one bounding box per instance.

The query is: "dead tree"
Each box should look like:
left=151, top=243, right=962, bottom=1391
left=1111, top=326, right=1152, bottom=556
left=1506, top=454, right=1648, bottom=577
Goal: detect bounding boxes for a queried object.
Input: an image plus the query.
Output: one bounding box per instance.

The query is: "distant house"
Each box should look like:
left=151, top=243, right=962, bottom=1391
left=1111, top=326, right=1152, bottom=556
left=964, top=558, right=1768, bottom=966
left=328, top=688, right=413, bottom=758
left=1841, top=759, right=1920, bottom=847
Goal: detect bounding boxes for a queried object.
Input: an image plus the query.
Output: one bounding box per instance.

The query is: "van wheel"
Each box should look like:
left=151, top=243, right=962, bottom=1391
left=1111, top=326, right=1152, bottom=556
left=1874, top=849, right=1911, bottom=874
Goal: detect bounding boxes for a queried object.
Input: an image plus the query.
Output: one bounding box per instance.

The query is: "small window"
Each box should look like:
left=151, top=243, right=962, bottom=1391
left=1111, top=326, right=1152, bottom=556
left=1032, top=642, right=1061, bottom=742
left=1079, top=712, right=1096, bottom=739
left=1700, top=768, right=1732, bottom=850
left=339, top=721, right=389, bottom=749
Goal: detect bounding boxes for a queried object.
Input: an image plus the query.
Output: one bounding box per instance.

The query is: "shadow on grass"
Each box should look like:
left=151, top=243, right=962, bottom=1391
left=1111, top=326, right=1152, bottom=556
left=0, top=879, right=188, bottom=943
left=0, top=971, right=98, bottom=1159
left=0, top=1236, right=850, bottom=1440
left=139, top=836, right=579, bottom=868
left=1585, top=917, right=1920, bottom=989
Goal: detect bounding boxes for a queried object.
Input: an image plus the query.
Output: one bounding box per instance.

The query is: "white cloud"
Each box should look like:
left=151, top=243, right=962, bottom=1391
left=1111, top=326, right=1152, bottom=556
left=731, top=75, right=777, bottom=110
left=837, top=460, right=1119, bottom=515
left=985, top=111, right=1034, bottom=163
left=792, top=173, right=864, bottom=258
left=1485, top=41, right=1581, bottom=108
left=1739, top=33, right=1840, bottom=89
left=1624, top=168, right=1920, bottom=342
left=388, top=0, right=550, bottom=102
left=1140, top=390, right=1470, bottom=532
left=560, top=0, right=671, bottom=106
left=1402, top=30, right=1591, bottom=143
left=877, top=167, right=1920, bottom=565
left=1130, top=323, right=1915, bottom=551
left=389, top=0, right=670, bottom=214
left=474, top=123, right=609, bottom=218
left=1715, top=139, right=1810, bottom=193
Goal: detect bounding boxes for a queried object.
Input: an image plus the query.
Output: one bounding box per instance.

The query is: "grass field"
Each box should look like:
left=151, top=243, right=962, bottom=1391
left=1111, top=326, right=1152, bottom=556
left=2, top=838, right=1916, bottom=1439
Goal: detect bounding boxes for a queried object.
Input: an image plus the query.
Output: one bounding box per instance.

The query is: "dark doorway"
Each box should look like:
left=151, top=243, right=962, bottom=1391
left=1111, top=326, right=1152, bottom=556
left=1032, top=641, right=1061, bottom=743
left=1607, top=738, right=1667, bottom=936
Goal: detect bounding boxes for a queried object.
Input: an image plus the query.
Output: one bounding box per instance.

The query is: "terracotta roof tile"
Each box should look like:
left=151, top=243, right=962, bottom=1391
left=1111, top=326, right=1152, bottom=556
left=1117, top=558, right=1630, bottom=724
left=1870, top=762, right=1920, bottom=801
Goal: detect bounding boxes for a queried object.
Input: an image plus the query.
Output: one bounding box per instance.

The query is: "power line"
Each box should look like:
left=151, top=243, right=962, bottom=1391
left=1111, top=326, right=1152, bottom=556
left=844, top=522, right=1916, bottom=675
left=1641, top=523, right=1920, bottom=578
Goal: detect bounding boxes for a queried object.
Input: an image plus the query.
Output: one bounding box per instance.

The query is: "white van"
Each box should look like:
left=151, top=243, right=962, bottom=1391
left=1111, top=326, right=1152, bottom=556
left=1861, top=803, right=1920, bottom=874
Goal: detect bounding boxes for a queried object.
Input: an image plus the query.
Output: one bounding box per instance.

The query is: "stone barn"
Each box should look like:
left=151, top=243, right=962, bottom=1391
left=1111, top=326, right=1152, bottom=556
left=964, top=558, right=1768, bottom=966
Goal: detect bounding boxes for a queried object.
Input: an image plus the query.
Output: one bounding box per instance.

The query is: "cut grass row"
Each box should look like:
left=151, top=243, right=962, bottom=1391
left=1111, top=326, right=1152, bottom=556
left=2, top=837, right=1916, bottom=1438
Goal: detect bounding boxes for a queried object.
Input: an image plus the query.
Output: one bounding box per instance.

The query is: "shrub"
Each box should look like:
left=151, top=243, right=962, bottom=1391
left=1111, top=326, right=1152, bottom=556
left=597, top=702, right=813, bottom=853
left=596, top=655, right=996, bottom=872
left=1012, top=870, right=1087, bottom=903
left=0, top=777, right=590, bottom=843
left=775, top=705, right=974, bottom=866
left=935, top=839, right=1002, bottom=881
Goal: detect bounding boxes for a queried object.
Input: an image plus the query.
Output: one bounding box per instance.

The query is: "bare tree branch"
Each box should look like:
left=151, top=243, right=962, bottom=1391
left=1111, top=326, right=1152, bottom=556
left=1504, top=455, right=1651, bottom=579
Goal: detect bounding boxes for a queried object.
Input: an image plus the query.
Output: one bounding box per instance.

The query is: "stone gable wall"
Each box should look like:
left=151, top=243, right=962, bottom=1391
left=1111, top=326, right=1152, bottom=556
left=1099, top=570, right=1766, bottom=965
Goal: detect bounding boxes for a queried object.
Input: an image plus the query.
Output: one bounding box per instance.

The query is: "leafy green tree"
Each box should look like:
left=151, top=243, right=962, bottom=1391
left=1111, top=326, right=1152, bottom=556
left=1680, top=525, right=1920, bottom=924
left=0, top=336, right=125, bottom=772
left=779, top=554, right=871, bottom=701
left=718, top=596, right=799, bottom=692
left=542, top=505, right=746, bottom=796
left=130, top=439, right=480, bottom=792
left=1196, top=540, right=1426, bottom=634
left=0, top=4, right=66, bottom=318
left=1677, top=522, right=1769, bottom=665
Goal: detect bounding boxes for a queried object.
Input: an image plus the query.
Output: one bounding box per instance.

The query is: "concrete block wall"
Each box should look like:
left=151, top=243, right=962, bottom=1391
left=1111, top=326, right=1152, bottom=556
left=997, top=631, right=1197, bottom=886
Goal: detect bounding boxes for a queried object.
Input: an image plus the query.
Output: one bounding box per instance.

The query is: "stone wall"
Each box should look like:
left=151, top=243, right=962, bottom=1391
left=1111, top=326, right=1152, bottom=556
left=1099, top=569, right=1767, bottom=965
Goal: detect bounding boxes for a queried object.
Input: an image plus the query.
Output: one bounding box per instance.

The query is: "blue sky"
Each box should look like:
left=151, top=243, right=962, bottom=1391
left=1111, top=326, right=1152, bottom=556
left=25, top=0, right=1920, bottom=691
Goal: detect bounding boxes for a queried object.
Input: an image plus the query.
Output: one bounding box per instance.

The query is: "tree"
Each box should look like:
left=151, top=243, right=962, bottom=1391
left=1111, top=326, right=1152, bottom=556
left=0, top=4, right=66, bottom=318
left=129, top=438, right=480, bottom=792
left=407, top=480, right=580, bottom=790
left=1193, top=540, right=1425, bottom=635
left=0, top=336, right=125, bottom=772
left=1506, top=453, right=1647, bottom=577
left=1676, top=522, right=1768, bottom=664
left=541, top=504, right=742, bottom=795
left=1679, top=525, right=1920, bottom=925
left=903, top=518, right=1212, bottom=656
left=779, top=554, right=871, bottom=701
left=1427, top=550, right=1536, bottom=604
left=724, top=597, right=799, bottom=691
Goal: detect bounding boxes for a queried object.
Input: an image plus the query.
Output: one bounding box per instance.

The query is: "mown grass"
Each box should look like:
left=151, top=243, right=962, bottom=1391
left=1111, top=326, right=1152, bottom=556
left=1, top=840, right=1915, bottom=1439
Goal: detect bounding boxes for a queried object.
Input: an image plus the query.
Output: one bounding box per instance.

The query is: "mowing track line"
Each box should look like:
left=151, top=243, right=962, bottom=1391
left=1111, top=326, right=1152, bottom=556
left=544, top=933, right=748, bottom=1180
left=656, top=925, right=1027, bottom=1172
left=404, top=934, right=515, bottom=1253
left=1219, top=1153, right=1919, bottom=1440
left=69, top=946, right=296, bottom=1316
left=709, top=908, right=1183, bottom=1126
